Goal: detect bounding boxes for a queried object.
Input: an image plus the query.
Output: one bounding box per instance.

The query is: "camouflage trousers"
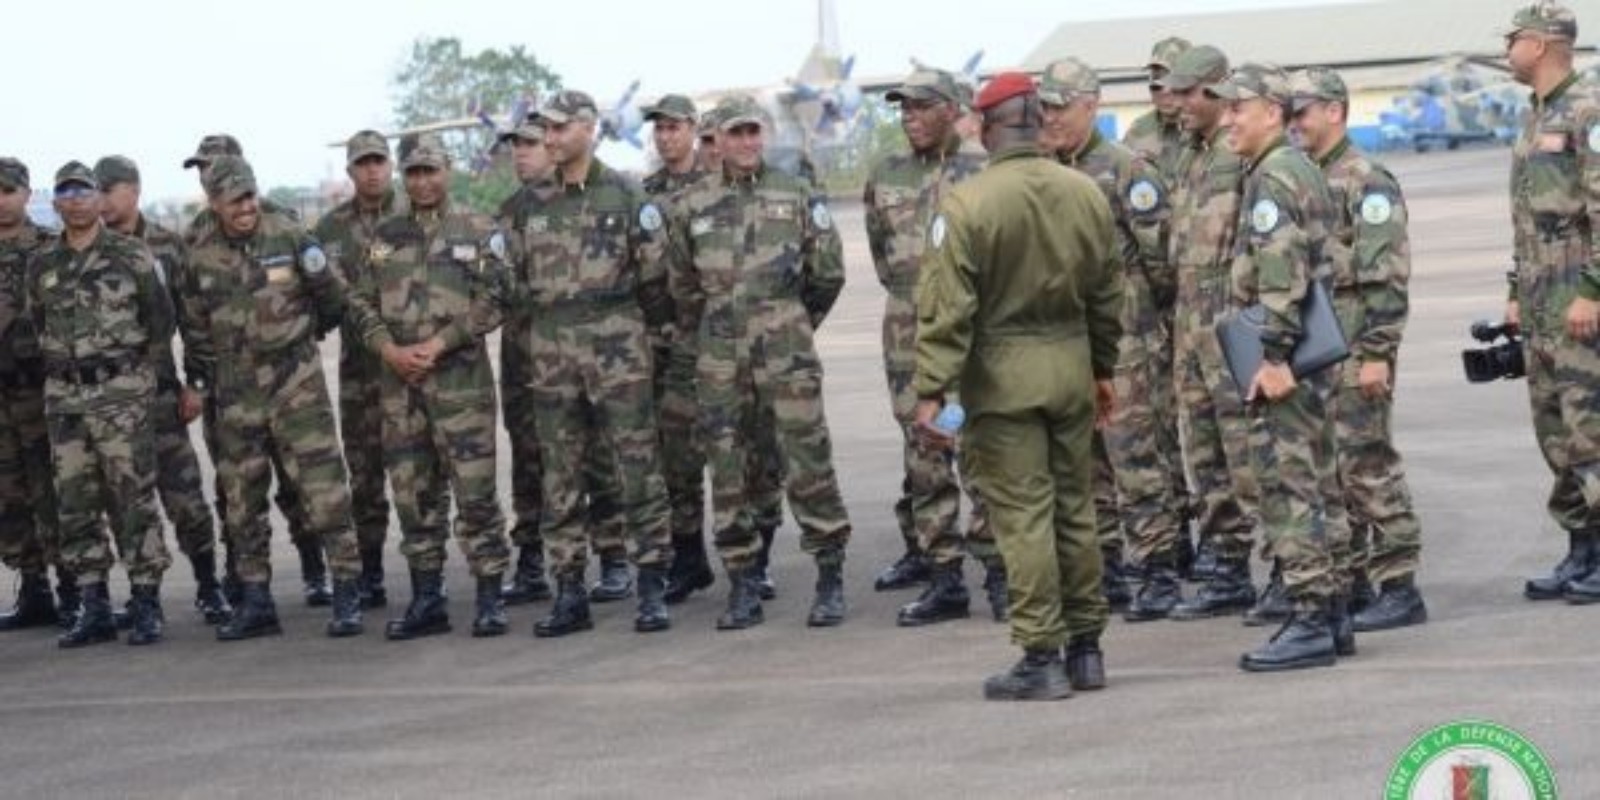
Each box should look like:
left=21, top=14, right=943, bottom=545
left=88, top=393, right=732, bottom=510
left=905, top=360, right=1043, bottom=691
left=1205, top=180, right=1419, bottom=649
left=1097, top=340, right=1186, bottom=567
left=1175, top=329, right=1259, bottom=561
left=213, top=368, right=360, bottom=584
left=339, top=350, right=391, bottom=551
left=382, top=362, right=510, bottom=578
left=501, top=321, right=543, bottom=554
left=1150, top=319, right=1195, bottom=524
left=529, top=308, right=672, bottom=580
left=700, top=302, right=850, bottom=570
left=1247, top=370, right=1350, bottom=608
left=883, top=291, right=993, bottom=567
left=47, top=396, right=171, bottom=586
left=1332, top=361, right=1422, bottom=587
left=655, top=341, right=707, bottom=542
left=1523, top=333, right=1600, bottom=532
left=204, top=403, right=314, bottom=554
left=151, top=384, right=218, bottom=558
left=0, top=377, right=58, bottom=574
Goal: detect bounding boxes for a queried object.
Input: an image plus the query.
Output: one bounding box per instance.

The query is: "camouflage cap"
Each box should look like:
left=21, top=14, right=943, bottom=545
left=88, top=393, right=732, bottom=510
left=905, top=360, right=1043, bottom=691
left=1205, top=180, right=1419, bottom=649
left=644, top=94, right=698, bottom=123
left=1153, top=44, right=1229, bottom=92
left=497, top=118, right=546, bottom=144
left=398, top=133, right=449, bottom=171
left=1289, top=67, right=1348, bottom=112
left=537, top=90, right=599, bottom=125
left=183, top=133, right=244, bottom=169
left=715, top=95, right=769, bottom=131
left=1206, top=62, right=1292, bottom=104
left=1038, top=58, right=1100, bottom=105
left=345, top=130, right=391, bottom=166
left=0, top=157, right=28, bottom=191
left=1148, top=36, right=1192, bottom=70
left=698, top=106, right=722, bottom=138
left=1506, top=1, right=1577, bottom=41
left=53, top=161, right=98, bottom=191
left=885, top=68, right=962, bottom=104
left=202, top=155, right=258, bottom=201
left=93, top=155, right=141, bottom=188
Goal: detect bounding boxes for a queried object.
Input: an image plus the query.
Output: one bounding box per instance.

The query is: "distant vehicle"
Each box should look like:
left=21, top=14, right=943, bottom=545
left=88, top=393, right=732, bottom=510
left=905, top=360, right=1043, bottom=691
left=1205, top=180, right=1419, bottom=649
left=1377, top=57, right=1524, bottom=153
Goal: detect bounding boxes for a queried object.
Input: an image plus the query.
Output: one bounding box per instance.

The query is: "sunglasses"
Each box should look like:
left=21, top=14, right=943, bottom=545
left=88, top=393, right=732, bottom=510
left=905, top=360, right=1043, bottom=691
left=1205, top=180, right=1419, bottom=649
left=54, top=185, right=97, bottom=201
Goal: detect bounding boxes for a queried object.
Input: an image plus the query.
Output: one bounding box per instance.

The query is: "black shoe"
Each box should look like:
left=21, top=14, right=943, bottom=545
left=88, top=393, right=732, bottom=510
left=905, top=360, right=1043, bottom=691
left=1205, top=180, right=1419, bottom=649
left=634, top=566, right=671, bottom=633
left=296, top=540, right=332, bottom=607
left=716, top=569, right=765, bottom=630
left=1189, top=539, right=1220, bottom=582
left=1240, top=608, right=1338, bottom=672
left=58, top=582, right=117, bottom=648
left=327, top=579, right=364, bottom=638
left=1170, top=561, right=1255, bottom=620
left=1349, top=571, right=1377, bottom=613
left=189, top=551, right=231, bottom=625
left=1355, top=578, right=1430, bottom=629
left=807, top=558, right=846, bottom=627
left=755, top=526, right=778, bottom=600
left=0, top=572, right=59, bottom=630
left=983, top=562, right=1009, bottom=623
left=897, top=565, right=971, bottom=627
left=1123, top=565, right=1183, bottom=622
left=1243, top=562, right=1291, bottom=627
left=357, top=546, right=387, bottom=609
left=1329, top=594, right=1356, bottom=657
left=589, top=558, right=633, bottom=603
left=1174, top=526, right=1197, bottom=580
left=663, top=539, right=714, bottom=605
left=1526, top=531, right=1597, bottom=600
left=216, top=583, right=283, bottom=641
left=501, top=546, right=553, bottom=606
left=1101, top=555, right=1134, bottom=609
left=1565, top=569, right=1600, bottom=604
left=1064, top=635, right=1106, bottom=691
left=874, top=551, right=930, bottom=591
left=534, top=579, right=593, bottom=638
left=983, top=648, right=1073, bottom=701
left=54, top=569, right=81, bottom=631
left=386, top=570, right=450, bottom=640
left=125, top=585, right=165, bottom=646
left=471, top=575, right=508, bottom=638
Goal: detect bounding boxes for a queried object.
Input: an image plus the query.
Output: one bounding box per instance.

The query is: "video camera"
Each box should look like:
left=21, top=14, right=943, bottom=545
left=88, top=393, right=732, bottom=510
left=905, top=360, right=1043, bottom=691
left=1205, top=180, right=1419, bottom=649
left=1461, top=320, right=1525, bottom=382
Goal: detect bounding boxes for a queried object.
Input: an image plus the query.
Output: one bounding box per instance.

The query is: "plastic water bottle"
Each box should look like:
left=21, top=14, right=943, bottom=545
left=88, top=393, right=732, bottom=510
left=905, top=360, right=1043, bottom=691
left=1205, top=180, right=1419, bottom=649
left=933, top=403, right=966, bottom=435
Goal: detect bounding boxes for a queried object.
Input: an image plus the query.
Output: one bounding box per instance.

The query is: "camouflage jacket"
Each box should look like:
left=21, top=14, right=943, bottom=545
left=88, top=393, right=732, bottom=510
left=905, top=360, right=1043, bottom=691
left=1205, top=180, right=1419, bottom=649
left=314, top=188, right=404, bottom=361
left=1510, top=71, right=1600, bottom=341
left=863, top=134, right=985, bottom=295
left=184, top=197, right=298, bottom=248
left=130, top=215, right=191, bottom=392
left=25, top=226, right=173, bottom=413
left=1230, top=137, right=1338, bottom=363
left=1316, top=137, right=1411, bottom=363
left=1170, top=126, right=1245, bottom=336
left=177, top=210, right=342, bottom=401
left=666, top=161, right=845, bottom=335
left=643, top=165, right=708, bottom=198
left=0, top=221, right=54, bottom=372
left=1123, top=109, right=1187, bottom=184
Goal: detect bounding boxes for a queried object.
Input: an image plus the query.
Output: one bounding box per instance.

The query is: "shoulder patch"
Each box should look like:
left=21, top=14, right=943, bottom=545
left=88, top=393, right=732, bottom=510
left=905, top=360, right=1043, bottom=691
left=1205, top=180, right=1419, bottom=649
left=810, top=200, right=833, bottom=231
left=1587, top=123, right=1600, bottom=153
left=1250, top=199, right=1280, bottom=235
left=639, top=203, right=664, bottom=233
left=1359, top=193, right=1393, bottom=226
left=929, top=214, right=948, bottom=250
left=300, top=245, right=328, bottom=275
left=1128, top=179, right=1161, bottom=213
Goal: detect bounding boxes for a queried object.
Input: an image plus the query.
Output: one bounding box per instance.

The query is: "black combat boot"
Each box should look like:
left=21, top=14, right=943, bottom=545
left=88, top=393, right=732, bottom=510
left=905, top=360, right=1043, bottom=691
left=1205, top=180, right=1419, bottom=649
left=534, top=578, right=593, bottom=637
left=634, top=566, right=671, bottom=633
left=1355, top=576, right=1430, bottom=629
left=216, top=583, right=283, bottom=640
left=1101, top=552, right=1134, bottom=609
left=471, top=575, right=508, bottom=638
left=501, top=546, right=553, bottom=606
left=386, top=570, right=450, bottom=640
left=1564, top=569, right=1600, bottom=604
left=1123, top=563, right=1184, bottom=622
left=0, top=572, right=59, bottom=630
left=807, top=555, right=846, bottom=628
left=1170, top=559, right=1256, bottom=620
left=357, top=546, right=387, bottom=609
left=125, top=584, right=165, bottom=646
left=221, top=547, right=244, bottom=606
left=1239, top=605, right=1338, bottom=672
left=1189, top=537, right=1220, bottom=582
left=296, top=539, right=332, bottom=607
left=982, top=561, right=1009, bottom=622
left=54, top=568, right=81, bottom=630
left=1349, top=570, right=1377, bottom=613
left=663, top=536, right=714, bottom=605
left=189, top=551, right=231, bottom=625
left=1525, top=530, right=1598, bottom=600
left=754, top=525, right=778, bottom=600
left=983, top=647, right=1073, bottom=701
left=1174, top=516, right=1198, bottom=580
left=326, top=578, right=364, bottom=638
left=873, top=549, right=930, bottom=591
left=1243, top=561, right=1291, bottom=627
left=589, top=556, right=633, bottom=603
left=716, top=568, right=764, bottom=630
left=1064, top=634, right=1106, bottom=691
left=58, top=581, right=117, bottom=648
left=896, top=564, right=971, bottom=626
left=1329, top=594, right=1356, bottom=657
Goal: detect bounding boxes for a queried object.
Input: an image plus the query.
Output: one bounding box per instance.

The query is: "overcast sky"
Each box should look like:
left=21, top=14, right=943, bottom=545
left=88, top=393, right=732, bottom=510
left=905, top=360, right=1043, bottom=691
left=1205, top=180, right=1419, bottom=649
left=9, top=0, right=1345, bottom=204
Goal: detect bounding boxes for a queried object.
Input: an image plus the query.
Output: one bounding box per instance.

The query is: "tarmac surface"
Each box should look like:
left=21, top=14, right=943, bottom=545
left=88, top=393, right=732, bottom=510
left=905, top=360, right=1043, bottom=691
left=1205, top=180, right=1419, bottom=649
left=1, top=145, right=1596, bottom=798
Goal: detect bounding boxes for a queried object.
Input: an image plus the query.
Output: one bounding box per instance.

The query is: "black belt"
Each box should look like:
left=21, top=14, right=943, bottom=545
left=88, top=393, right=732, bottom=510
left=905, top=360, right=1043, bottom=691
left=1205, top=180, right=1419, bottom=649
left=45, top=353, right=142, bottom=385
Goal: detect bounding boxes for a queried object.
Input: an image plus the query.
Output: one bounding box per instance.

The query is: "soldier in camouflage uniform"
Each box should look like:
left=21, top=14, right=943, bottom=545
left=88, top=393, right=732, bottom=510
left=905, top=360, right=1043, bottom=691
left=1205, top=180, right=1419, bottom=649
left=1124, top=37, right=1194, bottom=184
left=666, top=95, right=853, bottom=630
left=508, top=91, right=676, bottom=636
left=314, top=131, right=403, bottom=610
left=1209, top=64, right=1353, bottom=671
left=1501, top=2, right=1600, bottom=605
left=0, top=157, right=70, bottom=631
left=180, top=134, right=330, bottom=607
left=1289, top=68, right=1428, bottom=631
left=177, top=156, right=364, bottom=640
left=27, top=162, right=173, bottom=647
left=862, top=68, right=1002, bottom=626
left=95, top=156, right=230, bottom=624
left=346, top=134, right=514, bottom=640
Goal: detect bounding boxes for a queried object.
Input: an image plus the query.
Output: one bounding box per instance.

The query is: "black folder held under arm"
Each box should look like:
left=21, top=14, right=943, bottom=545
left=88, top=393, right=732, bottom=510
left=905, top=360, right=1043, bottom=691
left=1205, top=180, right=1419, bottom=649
left=1214, top=280, right=1349, bottom=402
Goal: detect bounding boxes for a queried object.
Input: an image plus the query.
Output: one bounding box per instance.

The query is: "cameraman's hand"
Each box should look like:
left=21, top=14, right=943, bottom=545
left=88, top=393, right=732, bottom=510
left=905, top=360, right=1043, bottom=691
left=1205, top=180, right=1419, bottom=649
left=1358, top=360, right=1392, bottom=400
left=1566, top=297, right=1600, bottom=342
left=1505, top=300, right=1520, bottom=334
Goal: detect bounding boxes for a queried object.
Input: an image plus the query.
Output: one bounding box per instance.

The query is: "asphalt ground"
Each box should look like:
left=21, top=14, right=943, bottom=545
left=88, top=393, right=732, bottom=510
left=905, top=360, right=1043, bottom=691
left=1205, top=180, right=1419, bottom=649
left=0, top=145, right=1595, bottom=798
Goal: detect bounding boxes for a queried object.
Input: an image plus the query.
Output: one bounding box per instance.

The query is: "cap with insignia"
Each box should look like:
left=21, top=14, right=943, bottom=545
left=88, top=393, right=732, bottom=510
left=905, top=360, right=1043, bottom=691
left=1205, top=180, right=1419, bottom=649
left=1506, top=1, right=1578, bottom=41
left=183, top=133, right=244, bottom=169
left=54, top=161, right=98, bottom=192
left=536, top=90, right=599, bottom=125
left=644, top=94, right=698, bottom=123
left=715, top=95, right=769, bottom=131
left=202, top=155, right=258, bottom=201
left=345, top=130, right=391, bottom=166
left=1148, top=36, right=1192, bottom=71
left=1037, top=58, right=1100, bottom=106
left=1289, top=67, right=1348, bottom=113
left=398, top=133, right=450, bottom=171
left=0, top=157, right=29, bottom=191
left=93, top=155, right=141, bottom=189
left=885, top=68, right=962, bottom=105
left=1153, top=45, right=1229, bottom=92
left=1206, top=62, right=1292, bottom=104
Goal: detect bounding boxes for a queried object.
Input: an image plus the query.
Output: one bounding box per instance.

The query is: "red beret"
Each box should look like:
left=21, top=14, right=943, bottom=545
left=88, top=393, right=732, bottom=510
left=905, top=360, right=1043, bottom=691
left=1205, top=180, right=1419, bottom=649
left=974, top=72, right=1036, bottom=111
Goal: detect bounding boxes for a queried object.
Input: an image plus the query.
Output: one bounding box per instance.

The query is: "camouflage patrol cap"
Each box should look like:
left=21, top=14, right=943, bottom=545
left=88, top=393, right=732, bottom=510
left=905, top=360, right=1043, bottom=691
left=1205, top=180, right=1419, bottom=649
left=537, top=90, right=599, bottom=125
left=93, top=155, right=141, bottom=188
left=698, top=106, right=722, bottom=138
left=0, top=157, right=28, bottom=191
left=497, top=118, right=546, bottom=144
left=1506, top=1, right=1577, bottom=41
left=398, top=133, right=449, bottom=171
left=1206, top=62, right=1292, bottom=105
left=885, top=68, right=962, bottom=104
left=644, top=94, right=698, bottom=123
left=1148, top=36, right=1192, bottom=70
left=345, top=130, right=391, bottom=166
left=1037, top=58, right=1100, bottom=106
left=183, top=133, right=244, bottom=169
left=53, top=161, right=98, bottom=191
left=202, top=155, right=257, bottom=202
left=1153, top=45, right=1229, bottom=92
left=715, top=95, right=769, bottom=131
left=1289, top=67, right=1348, bottom=113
